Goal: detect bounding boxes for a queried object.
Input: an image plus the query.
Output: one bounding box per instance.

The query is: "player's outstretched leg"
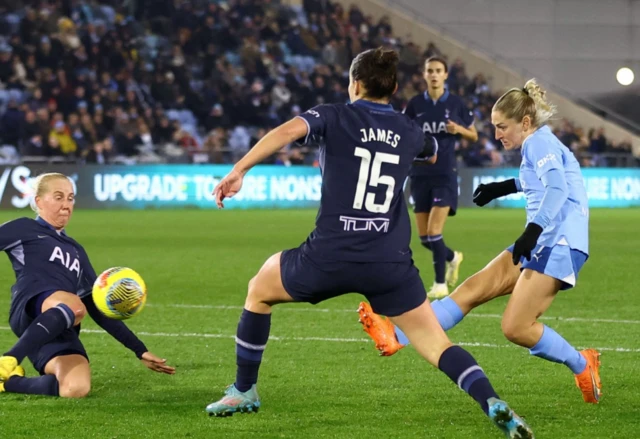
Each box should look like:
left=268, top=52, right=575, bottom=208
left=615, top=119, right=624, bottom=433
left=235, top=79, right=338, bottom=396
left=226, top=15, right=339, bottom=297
left=206, top=252, right=295, bottom=417
left=502, top=269, right=601, bottom=404
left=2, top=353, right=90, bottom=398
left=1, top=373, right=60, bottom=396
left=2, top=291, right=85, bottom=380
left=389, top=300, right=533, bottom=438
left=0, top=366, right=25, bottom=392
left=359, top=251, right=519, bottom=356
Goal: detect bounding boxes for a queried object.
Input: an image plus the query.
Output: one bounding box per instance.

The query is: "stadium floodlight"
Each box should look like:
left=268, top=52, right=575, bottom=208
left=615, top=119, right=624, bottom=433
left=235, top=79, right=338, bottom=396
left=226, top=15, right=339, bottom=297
left=616, top=67, right=634, bottom=86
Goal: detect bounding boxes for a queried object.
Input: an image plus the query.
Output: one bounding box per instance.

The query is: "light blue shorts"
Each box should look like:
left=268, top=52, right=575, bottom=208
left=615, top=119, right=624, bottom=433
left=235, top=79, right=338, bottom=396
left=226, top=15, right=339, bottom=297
left=506, top=244, right=588, bottom=290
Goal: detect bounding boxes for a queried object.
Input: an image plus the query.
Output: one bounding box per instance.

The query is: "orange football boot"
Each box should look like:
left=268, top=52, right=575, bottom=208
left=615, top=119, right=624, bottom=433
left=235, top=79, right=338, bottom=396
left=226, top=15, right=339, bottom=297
left=574, top=349, right=602, bottom=403
left=357, top=302, right=404, bottom=356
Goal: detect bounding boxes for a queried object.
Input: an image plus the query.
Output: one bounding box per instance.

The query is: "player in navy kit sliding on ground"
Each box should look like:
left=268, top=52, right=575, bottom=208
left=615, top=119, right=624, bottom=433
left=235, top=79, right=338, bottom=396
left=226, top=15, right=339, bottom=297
left=404, top=57, right=478, bottom=301
left=206, top=47, right=533, bottom=439
left=0, top=173, right=174, bottom=398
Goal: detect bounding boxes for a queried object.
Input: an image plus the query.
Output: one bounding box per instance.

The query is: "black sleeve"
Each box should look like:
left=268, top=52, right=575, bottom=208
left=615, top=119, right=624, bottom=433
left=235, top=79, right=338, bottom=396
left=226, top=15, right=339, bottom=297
left=82, top=295, right=148, bottom=359
left=415, top=133, right=438, bottom=161
left=77, top=245, right=98, bottom=299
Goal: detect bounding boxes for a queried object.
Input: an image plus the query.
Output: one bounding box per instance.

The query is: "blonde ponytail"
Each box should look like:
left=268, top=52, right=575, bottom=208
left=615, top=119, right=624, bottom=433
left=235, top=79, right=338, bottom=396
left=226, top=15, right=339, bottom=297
left=523, top=79, right=556, bottom=126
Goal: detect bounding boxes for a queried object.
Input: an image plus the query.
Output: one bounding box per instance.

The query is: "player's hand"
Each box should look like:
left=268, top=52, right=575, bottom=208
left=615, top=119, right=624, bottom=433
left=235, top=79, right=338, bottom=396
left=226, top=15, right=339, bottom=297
left=141, top=352, right=176, bottom=375
left=511, top=223, right=543, bottom=265
left=472, top=179, right=519, bottom=207
left=213, top=168, right=244, bottom=208
left=446, top=120, right=460, bottom=135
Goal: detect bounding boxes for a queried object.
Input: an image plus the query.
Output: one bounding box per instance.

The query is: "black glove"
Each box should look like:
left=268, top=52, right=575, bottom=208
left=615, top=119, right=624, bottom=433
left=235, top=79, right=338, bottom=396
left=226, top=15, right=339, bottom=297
left=472, top=179, right=519, bottom=207
left=512, top=223, right=543, bottom=265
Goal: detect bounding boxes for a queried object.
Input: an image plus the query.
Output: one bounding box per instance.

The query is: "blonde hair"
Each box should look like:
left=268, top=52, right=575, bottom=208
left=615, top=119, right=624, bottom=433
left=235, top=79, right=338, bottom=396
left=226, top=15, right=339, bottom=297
left=30, top=173, right=73, bottom=214
left=493, top=78, right=557, bottom=127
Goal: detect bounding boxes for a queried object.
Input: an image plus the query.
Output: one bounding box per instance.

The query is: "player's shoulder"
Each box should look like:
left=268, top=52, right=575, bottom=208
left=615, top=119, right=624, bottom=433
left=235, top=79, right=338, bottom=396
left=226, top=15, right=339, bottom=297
left=1, top=217, right=35, bottom=229
left=446, top=92, right=467, bottom=107
left=523, top=126, right=563, bottom=158
left=406, top=93, right=425, bottom=107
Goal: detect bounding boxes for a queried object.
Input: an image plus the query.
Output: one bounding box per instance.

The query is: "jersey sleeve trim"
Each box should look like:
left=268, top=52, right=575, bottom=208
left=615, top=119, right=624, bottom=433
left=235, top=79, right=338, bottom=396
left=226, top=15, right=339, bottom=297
left=294, top=115, right=312, bottom=145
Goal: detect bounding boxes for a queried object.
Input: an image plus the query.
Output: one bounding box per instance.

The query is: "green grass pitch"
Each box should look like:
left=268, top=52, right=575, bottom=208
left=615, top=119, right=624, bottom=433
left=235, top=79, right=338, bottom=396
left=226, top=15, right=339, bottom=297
left=0, top=208, right=639, bottom=438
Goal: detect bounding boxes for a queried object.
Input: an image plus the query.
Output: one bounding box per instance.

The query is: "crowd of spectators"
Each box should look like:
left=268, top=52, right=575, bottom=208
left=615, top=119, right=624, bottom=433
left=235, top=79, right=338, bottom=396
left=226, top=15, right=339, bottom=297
left=0, top=0, right=636, bottom=168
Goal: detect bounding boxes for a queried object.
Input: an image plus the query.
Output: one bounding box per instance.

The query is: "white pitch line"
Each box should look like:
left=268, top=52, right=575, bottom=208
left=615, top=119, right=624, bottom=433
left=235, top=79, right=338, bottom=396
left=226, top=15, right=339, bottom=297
left=150, top=303, right=640, bottom=325
left=1, top=326, right=638, bottom=354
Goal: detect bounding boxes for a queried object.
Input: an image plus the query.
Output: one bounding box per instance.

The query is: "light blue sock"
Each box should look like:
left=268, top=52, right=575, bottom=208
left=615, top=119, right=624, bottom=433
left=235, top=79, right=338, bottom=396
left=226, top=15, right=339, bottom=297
left=394, top=326, right=410, bottom=345
left=529, top=325, right=587, bottom=374
left=432, top=297, right=465, bottom=331
left=393, top=297, right=465, bottom=345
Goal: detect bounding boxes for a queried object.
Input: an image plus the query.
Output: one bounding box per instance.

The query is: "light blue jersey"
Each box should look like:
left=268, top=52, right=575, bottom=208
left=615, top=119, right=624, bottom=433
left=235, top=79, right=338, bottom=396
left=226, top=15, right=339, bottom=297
left=516, top=125, right=589, bottom=255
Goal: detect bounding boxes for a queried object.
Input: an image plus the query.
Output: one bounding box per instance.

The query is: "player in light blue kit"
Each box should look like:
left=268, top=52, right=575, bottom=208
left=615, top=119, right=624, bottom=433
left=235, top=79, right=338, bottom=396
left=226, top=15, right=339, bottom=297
left=359, top=79, right=601, bottom=405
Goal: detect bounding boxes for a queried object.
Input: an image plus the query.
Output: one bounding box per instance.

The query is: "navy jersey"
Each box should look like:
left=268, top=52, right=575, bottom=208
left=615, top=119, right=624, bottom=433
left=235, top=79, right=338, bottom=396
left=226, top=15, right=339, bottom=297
left=296, top=100, right=432, bottom=263
left=404, top=90, right=474, bottom=176
left=0, top=217, right=97, bottom=309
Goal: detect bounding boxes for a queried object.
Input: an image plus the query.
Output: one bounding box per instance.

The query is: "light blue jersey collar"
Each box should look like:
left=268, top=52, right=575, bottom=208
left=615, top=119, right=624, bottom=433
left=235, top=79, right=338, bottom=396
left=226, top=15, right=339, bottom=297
left=424, top=89, right=450, bottom=105
left=352, top=99, right=395, bottom=113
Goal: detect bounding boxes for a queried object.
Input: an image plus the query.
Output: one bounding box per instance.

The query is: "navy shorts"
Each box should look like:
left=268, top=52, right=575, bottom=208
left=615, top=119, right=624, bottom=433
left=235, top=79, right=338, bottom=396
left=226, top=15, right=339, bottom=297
left=506, top=244, right=588, bottom=291
left=9, top=290, right=89, bottom=375
left=280, top=247, right=427, bottom=317
left=410, top=175, right=458, bottom=216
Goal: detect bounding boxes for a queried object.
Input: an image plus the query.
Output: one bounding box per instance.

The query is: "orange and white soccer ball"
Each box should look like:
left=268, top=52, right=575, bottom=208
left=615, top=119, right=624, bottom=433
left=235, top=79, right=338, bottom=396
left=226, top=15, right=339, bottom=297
left=92, top=267, right=147, bottom=320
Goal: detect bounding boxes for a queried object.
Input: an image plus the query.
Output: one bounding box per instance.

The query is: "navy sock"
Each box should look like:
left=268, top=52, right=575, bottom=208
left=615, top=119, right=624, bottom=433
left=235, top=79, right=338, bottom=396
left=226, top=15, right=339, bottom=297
left=438, top=346, right=499, bottom=415
left=421, top=234, right=454, bottom=263
left=235, top=309, right=271, bottom=392
left=419, top=235, right=432, bottom=251
left=428, top=235, right=447, bottom=283
left=4, top=375, right=59, bottom=396
left=4, top=304, right=75, bottom=363
left=445, top=245, right=455, bottom=262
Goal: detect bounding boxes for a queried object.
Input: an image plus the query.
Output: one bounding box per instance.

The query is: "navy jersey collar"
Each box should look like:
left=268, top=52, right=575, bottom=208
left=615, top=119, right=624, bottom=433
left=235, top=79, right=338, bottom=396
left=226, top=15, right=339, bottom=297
left=36, top=216, right=66, bottom=236
left=424, top=89, right=449, bottom=104
left=352, top=99, right=395, bottom=113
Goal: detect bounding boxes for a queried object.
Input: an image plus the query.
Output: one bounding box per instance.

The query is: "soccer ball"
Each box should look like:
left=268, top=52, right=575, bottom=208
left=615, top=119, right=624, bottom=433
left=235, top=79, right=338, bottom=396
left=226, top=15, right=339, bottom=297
left=92, top=267, right=147, bottom=320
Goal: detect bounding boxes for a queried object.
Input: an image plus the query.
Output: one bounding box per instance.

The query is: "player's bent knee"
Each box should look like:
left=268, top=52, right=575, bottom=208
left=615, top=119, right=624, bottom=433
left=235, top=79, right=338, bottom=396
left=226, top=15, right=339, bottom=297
left=43, top=291, right=87, bottom=325
left=72, top=302, right=87, bottom=325
left=59, top=381, right=91, bottom=398
left=501, top=317, right=532, bottom=346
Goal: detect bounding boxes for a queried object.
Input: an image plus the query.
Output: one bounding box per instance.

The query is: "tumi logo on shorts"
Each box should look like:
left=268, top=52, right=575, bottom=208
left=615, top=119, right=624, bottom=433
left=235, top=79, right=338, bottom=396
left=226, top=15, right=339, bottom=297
left=339, top=216, right=390, bottom=233
left=537, top=153, right=557, bottom=168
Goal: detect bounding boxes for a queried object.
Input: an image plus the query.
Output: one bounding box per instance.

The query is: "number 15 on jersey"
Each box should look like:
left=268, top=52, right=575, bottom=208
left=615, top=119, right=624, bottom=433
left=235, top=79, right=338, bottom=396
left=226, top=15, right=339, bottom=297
left=353, top=147, right=400, bottom=214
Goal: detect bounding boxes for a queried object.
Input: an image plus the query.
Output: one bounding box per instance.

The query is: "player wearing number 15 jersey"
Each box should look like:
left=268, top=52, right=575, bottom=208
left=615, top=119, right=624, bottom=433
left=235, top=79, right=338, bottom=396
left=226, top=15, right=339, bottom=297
left=205, top=47, right=533, bottom=439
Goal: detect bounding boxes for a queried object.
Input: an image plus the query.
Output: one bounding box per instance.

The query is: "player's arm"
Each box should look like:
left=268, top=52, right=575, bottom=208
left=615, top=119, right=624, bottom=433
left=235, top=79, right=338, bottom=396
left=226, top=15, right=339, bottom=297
left=452, top=123, right=478, bottom=142
left=511, top=142, right=568, bottom=264
left=446, top=107, right=478, bottom=142
left=0, top=219, right=25, bottom=250
left=528, top=145, right=568, bottom=229
left=472, top=178, right=521, bottom=206
left=413, top=133, right=438, bottom=165
left=77, top=247, right=175, bottom=374
left=233, top=117, right=309, bottom=175
left=403, top=99, right=416, bottom=119
left=214, top=105, right=332, bottom=207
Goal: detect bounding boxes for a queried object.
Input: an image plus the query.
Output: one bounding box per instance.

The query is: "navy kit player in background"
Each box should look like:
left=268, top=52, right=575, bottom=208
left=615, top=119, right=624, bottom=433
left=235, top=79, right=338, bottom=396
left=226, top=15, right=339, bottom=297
left=0, top=173, right=174, bottom=398
left=404, top=57, right=478, bottom=302
left=361, top=79, right=600, bottom=405
left=206, top=47, right=533, bottom=438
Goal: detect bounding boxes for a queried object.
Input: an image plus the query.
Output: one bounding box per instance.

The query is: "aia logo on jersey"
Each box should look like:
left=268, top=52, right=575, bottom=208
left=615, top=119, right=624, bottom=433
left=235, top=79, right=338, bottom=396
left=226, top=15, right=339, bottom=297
left=422, top=121, right=447, bottom=134
left=49, top=246, right=81, bottom=277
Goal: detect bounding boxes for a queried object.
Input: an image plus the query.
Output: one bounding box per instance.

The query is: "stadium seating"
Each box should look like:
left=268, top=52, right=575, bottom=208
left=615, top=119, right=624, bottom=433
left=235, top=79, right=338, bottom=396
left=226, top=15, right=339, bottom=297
left=0, top=1, right=636, bottom=167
